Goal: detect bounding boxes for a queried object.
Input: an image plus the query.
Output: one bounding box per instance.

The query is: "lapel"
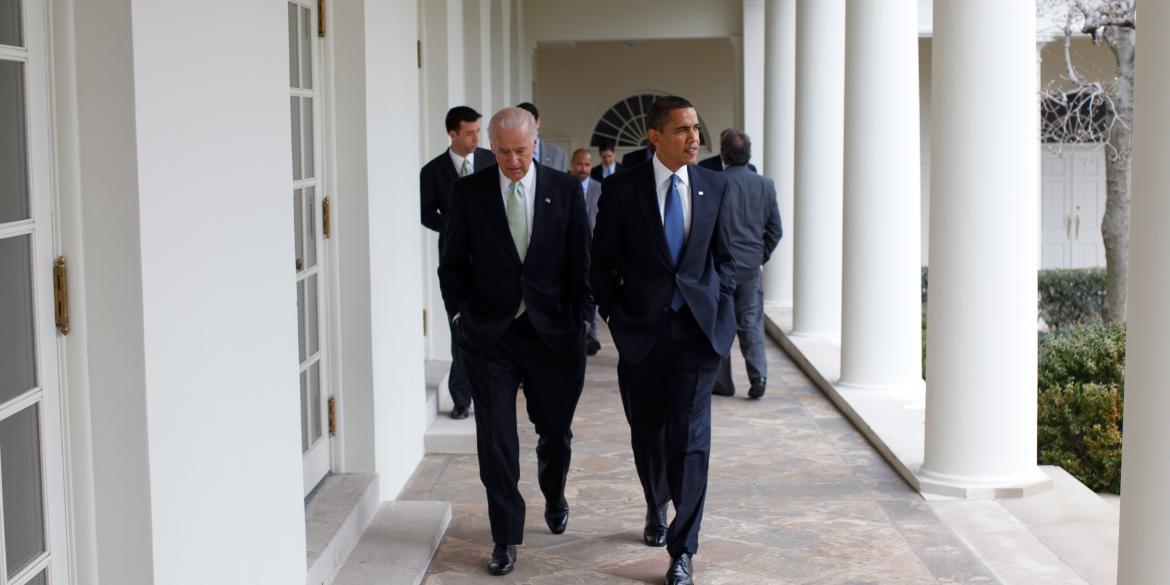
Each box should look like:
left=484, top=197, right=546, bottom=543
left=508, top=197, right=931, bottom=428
left=484, top=169, right=523, bottom=266
left=635, top=163, right=674, bottom=266
left=441, top=150, right=459, bottom=181
left=529, top=164, right=554, bottom=256
left=681, top=164, right=712, bottom=266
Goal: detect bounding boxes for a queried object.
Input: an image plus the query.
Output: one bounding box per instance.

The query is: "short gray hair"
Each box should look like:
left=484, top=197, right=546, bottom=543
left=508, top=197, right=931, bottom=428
left=489, top=107, right=538, bottom=143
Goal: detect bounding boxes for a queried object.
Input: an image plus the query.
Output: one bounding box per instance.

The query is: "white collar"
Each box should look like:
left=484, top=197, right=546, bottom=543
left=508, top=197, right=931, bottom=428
left=652, top=153, right=689, bottom=189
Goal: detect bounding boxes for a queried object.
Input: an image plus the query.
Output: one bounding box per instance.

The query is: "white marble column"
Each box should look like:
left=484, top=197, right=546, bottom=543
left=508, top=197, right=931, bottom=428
left=919, top=0, right=1049, bottom=496
left=1118, top=3, right=1170, bottom=581
left=838, top=0, right=920, bottom=388
left=762, top=0, right=795, bottom=309
left=742, top=0, right=765, bottom=166
left=791, top=0, right=844, bottom=338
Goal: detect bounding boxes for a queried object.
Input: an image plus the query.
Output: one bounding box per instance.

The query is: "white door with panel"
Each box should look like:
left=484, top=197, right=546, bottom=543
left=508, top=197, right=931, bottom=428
left=1041, top=145, right=1107, bottom=269
left=288, top=0, right=333, bottom=496
left=0, top=0, right=70, bottom=583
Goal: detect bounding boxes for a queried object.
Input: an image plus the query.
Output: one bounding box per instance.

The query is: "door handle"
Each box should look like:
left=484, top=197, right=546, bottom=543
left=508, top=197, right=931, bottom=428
left=1066, top=215, right=1072, bottom=239
left=1075, top=214, right=1081, bottom=239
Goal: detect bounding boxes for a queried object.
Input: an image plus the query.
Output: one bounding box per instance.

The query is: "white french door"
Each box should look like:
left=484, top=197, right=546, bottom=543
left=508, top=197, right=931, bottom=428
left=0, top=0, right=69, bottom=583
left=288, top=0, right=332, bottom=496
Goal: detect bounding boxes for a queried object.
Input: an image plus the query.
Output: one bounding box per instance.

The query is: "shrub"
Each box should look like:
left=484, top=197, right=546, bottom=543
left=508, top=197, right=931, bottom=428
left=1037, top=322, right=1126, bottom=390
left=1038, top=268, right=1106, bottom=331
left=1038, top=382, right=1123, bottom=493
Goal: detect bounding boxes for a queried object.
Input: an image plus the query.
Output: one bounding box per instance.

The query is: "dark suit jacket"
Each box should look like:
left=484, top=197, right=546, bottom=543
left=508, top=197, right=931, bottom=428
left=420, top=147, right=496, bottom=233
left=591, top=162, right=737, bottom=364
left=621, top=147, right=654, bottom=168
left=720, top=165, right=782, bottom=281
left=591, top=162, right=623, bottom=181
left=698, top=154, right=757, bottom=174
left=439, top=163, right=592, bottom=356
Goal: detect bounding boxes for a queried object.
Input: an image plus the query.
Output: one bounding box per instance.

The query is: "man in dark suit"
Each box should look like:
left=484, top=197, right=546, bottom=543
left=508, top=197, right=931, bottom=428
left=571, top=148, right=604, bottom=355
left=420, top=106, right=496, bottom=419
left=592, top=96, right=737, bottom=585
left=439, top=107, right=591, bottom=577
left=711, top=130, right=782, bottom=399
left=516, top=102, right=568, bottom=172
left=621, top=144, right=655, bottom=167
left=698, top=128, right=758, bottom=173
left=591, top=141, right=622, bottom=181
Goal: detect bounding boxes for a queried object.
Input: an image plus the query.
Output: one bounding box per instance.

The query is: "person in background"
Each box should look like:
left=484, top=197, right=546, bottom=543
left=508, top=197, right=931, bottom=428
left=516, top=102, right=568, bottom=172
left=591, top=140, right=622, bottom=181
left=571, top=147, right=603, bottom=355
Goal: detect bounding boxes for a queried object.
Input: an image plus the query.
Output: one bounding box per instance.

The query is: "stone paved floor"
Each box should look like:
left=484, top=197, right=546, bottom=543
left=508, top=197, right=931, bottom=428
left=402, top=325, right=1000, bottom=585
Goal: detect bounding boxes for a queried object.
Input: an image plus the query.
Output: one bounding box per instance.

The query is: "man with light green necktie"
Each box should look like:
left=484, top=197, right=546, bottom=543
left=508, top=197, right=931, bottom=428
left=438, top=107, right=592, bottom=577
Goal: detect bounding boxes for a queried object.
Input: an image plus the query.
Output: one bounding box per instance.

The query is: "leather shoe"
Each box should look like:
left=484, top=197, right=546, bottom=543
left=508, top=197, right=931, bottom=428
left=643, top=504, right=668, bottom=547
left=586, top=337, right=602, bottom=356
left=450, top=405, right=470, bottom=420
left=545, top=503, right=569, bottom=535
left=487, top=544, right=516, bottom=576
left=748, top=382, right=766, bottom=399
left=664, top=553, right=693, bottom=585
left=712, top=385, right=735, bottom=397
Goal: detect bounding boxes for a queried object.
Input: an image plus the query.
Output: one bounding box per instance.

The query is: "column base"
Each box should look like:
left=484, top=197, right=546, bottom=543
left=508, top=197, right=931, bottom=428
left=763, top=300, right=793, bottom=311
left=916, top=466, right=1053, bottom=500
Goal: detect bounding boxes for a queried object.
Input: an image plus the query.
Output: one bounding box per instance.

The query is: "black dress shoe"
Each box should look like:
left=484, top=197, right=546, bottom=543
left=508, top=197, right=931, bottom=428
left=586, top=337, right=602, bottom=356
left=450, top=405, right=470, bottom=420
left=712, top=385, right=735, bottom=397
left=487, top=544, right=516, bottom=576
left=545, top=503, right=569, bottom=534
left=643, top=504, right=668, bottom=547
left=748, top=381, right=766, bottom=399
left=664, top=553, right=693, bottom=585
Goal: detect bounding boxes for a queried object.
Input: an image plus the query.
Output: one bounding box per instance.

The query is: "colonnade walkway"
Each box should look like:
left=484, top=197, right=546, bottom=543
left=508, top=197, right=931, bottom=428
left=401, top=326, right=999, bottom=584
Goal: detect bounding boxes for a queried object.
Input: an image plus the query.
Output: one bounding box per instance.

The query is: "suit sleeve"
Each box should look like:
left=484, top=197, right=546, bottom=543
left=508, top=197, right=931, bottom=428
left=590, top=179, right=621, bottom=320
left=420, top=166, right=445, bottom=233
left=712, top=183, right=737, bottom=295
left=762, top=180, right=783, bottom=263
left=437, top=180, right=469, bottom=319
left=565, top=181, right=593, bottom=325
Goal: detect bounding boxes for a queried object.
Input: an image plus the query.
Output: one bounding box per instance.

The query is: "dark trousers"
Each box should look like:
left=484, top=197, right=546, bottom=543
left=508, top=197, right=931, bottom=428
left=713, top=268, right=768, bottom=394
left=463, top=314, right=585, bottom=545
left=617, top=308, right=718, bottom=557
left=447, top=319, right=472, bottom=409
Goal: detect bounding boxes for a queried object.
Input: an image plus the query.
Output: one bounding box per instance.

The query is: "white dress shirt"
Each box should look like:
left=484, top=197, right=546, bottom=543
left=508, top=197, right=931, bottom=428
left=448, top=148, right=475, bottom=175
left=651, top=154, right=692, bottom=239
left=603, top=162, right=616, bottom=177
left=498, top=162, right=537, bottom=244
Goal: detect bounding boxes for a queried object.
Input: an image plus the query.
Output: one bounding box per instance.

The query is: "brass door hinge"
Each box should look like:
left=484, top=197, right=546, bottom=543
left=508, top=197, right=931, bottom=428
left=317, top=0, right=326, bottom=37
left=423, top=308, right=428, bottom=336
left=53, top=256, right=70, bottom=335
left=327, top=396, right=337, bottom=436
left=322, top=196, right=331, bottom=239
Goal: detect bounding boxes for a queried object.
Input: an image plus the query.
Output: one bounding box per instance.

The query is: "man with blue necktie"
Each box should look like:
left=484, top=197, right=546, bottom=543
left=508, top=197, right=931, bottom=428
left=591, top=141, right=622, bottom=181
left=591, top=96, right=737, bottom=585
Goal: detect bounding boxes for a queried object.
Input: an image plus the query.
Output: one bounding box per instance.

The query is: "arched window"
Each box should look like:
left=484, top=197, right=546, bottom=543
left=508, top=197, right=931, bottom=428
left=1041, top=88, right=1110, bottom=144
left=590, top=93, right=710, bottom=148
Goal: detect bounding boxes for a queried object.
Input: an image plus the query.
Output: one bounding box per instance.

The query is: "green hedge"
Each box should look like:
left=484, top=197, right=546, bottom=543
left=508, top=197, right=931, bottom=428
left=1038, top=268, right=1106, bottom=331
left=1036, top=323, right=1126, bottom=494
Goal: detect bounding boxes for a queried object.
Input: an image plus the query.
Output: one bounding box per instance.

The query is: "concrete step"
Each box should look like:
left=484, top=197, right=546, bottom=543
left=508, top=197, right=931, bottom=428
left=331, top=501, right=452, bottom=585
left=306, top=474, right=380, bottom=585
left=423, top=414, right=477, bottom=454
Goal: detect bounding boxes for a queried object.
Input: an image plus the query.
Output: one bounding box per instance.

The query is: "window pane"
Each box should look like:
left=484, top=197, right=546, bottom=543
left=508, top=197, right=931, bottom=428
left=296, top=279, right=306, bottom=363
left=0, top=235, right=36, bottom=405
left=290, top=97, right=301, bottom=181
left=308, top=362, right=320, bottom=444
left=307, top=274, right=319, bottom=357
left=299, top=369, right=309, bottom=453
left=304, top=187, right=316, bottom=269
left=300, top=6, right=312, bottom=90
left=287, top=3, right=298, bottom=88
left=0, top=0, right=22, bottom=47
left=0, top=60, right=30, bottom=224
left=1, top=404, right=45, bottom=579
left=293, top=189, right=303, bottom=271
left=24, top=569, right=47, bottom=585
left=302, top=97, right=314, bottom=179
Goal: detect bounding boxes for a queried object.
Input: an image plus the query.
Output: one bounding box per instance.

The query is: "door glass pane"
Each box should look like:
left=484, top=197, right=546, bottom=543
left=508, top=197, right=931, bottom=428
left=296, top=280, right=306, bottom=363
left=290, top=97, right=301, bottom=181
left=0, top=235, right=36, bottom=404
left=0, top=0, right=21, bottom=47
left=286, top=3, right=298, bottom=88
left=302, top=97, right=314, bottom=179
left=306, top=274, right=318, bottom=357
left=299, top=369, right=308, bottom=453
left=304, top=186, right=316, bottom=269
left=293, top=189, right=303, bottom=270
left=300, top=6, right=312, bottom=90
left=25, top=569, right=47, bottom=585
left=308, top=362, right=320, bottom=444
left=0, top=61, right=30, bottom=224
left=1, top=404, right=45, bottom=578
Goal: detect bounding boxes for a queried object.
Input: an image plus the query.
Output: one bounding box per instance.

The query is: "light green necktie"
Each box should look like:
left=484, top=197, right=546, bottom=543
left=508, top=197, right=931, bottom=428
left=460, top=158, right=471, bottom=177
left=507, top=181, right=528, bottom=262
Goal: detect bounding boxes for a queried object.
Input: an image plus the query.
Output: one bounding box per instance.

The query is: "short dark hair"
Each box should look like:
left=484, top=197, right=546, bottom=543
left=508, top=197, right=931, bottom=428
left=598, top=141, right=615, bottom=153
left=515, top=102, right=539, bottom=121
left=720, top=130, right=752, bottom=167
left=646, top=96, right=694, bottom=133
left=445, top=106, right=481, bottom=133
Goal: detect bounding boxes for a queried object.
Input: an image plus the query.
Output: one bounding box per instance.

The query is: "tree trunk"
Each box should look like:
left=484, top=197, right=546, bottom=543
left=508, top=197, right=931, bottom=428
left=1102, top=26, right=1134, bottom=324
